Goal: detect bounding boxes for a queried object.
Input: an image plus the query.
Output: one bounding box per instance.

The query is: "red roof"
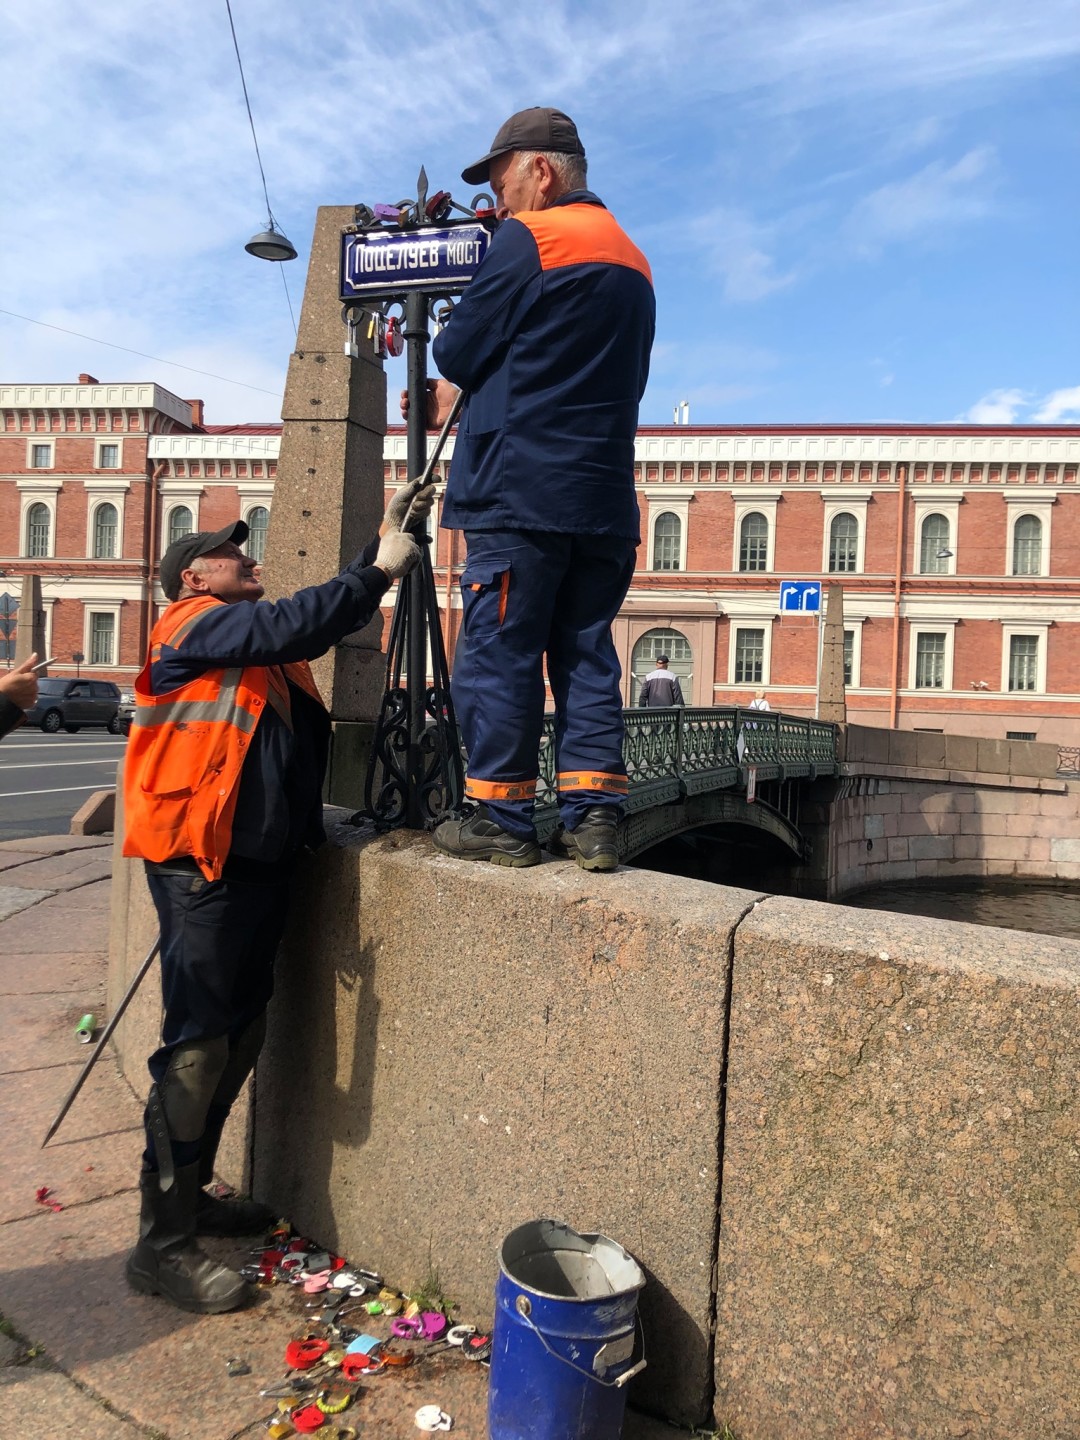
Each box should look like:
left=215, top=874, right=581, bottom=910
left=199, top=422, right=283, bottom=435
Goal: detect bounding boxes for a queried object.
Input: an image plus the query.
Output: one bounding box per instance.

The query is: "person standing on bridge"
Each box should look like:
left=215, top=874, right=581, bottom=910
left=408, top=106, right=655, bottom=874
left=0, top=654, right=39, bottom=738
left=120, top=490, right=427, bottom=1315
left=638, top=655, right=684, bottom=708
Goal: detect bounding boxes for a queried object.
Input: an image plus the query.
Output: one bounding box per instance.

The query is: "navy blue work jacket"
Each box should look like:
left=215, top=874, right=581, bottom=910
left=433, top=190, right=654, bottom=540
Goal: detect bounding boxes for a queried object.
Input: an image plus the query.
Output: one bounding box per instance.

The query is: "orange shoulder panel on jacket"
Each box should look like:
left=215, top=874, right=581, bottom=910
left=519, top=204, right=652, bottom=283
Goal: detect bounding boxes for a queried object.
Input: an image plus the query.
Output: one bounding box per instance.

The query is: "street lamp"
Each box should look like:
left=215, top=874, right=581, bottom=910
left=245, top=220, right=298, bottom=262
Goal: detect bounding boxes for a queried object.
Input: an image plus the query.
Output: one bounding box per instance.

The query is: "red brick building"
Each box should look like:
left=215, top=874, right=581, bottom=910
left=4, top=376, right=1078, bottom=742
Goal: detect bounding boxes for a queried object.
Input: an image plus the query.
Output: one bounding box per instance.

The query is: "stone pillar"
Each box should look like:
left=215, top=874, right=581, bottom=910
left=263, top=206, right=388, bottom=803
left=818, top=582, right=847, bottom=724
left=14, top=574, right=46, bottom=667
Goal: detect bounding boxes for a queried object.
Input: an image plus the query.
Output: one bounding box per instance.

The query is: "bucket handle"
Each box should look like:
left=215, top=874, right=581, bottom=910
left=513, top=1296, right=647, bottom=1389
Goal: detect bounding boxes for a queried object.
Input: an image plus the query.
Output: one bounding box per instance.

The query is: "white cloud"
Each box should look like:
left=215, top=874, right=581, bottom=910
left=847, top=146, right=998, bottom=252
left=956, top=388, right=1031, bottom=423
left=1033, top=386, right=1080, bottom=423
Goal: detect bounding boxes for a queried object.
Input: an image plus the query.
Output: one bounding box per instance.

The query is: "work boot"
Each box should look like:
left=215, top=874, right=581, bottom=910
left=196, top=1113, right=275, bottom=1237
left=548, top=806, right=621, bottom=872
left=432, top=805, right=541, bottom=867
left=126, top=1163, right=250, bottom=1314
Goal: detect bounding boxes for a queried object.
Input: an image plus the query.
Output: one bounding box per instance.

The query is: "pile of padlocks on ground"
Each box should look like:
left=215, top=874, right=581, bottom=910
left=248, top=1222, right=489, bottom=1436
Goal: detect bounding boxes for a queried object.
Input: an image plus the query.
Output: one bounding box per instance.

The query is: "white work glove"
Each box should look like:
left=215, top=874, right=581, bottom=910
left=381, top=475, right=436, bottom=534
left=374, top=530, right=421, bottom=580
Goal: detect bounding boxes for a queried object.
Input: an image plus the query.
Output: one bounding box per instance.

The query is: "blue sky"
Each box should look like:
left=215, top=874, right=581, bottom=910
left=2, top=0, right=1078, bottom=427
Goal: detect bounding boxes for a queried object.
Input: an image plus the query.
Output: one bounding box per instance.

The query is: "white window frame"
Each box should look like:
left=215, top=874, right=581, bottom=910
left=19, top=488, right=59, bottom=559
left=95, top=438, right=123, bottom=470
left=913, top=499, right=961, bottom=576
left=27, top=438, right=55, bottom=469
left=821, top=495, right=869, bottom=575
left=641, top=489, right=691, bottom=572
left=244, top=503, right=271, bottom=564
left=733, top=496, right=778, bottom=574
left=85, top=604, right=121, bottom=668
left=907, top=619, right=957, bottom=691
left=90, top=499, right=121, bottom=560
left=843, top=620, right=865, bottom=689
left=159, top=484, right=202, bottom=554
left=1004, top=496, right=1054, bottom=579
left=729, top=621, right=773, bottom=686
left=1000, top=622, right=1048, bottom=695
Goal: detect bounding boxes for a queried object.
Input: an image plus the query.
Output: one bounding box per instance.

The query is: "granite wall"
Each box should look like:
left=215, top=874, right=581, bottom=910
left=107, top=818, right=1080, bottom=1435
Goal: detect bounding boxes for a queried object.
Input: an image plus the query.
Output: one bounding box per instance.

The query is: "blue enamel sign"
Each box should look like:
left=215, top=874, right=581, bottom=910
left=340, top=223, right=491, bottom=300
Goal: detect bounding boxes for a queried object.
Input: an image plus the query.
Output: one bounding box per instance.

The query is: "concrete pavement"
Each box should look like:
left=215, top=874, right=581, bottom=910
left=0, top=834, right=682, bottom=1440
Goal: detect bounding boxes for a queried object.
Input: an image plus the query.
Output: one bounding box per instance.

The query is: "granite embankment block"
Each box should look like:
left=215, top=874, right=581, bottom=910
left=715, top=895, right=1080, bottom=1440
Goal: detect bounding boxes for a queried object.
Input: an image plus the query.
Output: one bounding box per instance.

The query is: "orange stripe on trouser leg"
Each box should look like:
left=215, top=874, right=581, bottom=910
left=557, top=771, right=628, bottom=794
left=497, top=569, right=510, bottom=625
left=465, top=777, right=538, bottom=803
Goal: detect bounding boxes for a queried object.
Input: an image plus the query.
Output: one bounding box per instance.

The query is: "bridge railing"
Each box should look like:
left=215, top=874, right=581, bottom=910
left=533, top=706, right=838, bottom=828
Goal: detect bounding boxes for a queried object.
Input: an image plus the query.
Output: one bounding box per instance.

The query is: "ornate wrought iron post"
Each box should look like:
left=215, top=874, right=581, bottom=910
left=338, top=171, right=494, bottom=829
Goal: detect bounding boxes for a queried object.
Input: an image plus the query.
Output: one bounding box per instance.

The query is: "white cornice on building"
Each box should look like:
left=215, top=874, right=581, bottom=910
left=0, top=383, right=193, bottom=428
left=148, top=434, right=281, bottom=461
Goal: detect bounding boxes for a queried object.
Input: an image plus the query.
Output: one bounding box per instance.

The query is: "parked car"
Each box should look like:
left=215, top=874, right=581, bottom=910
left=24, top=678, right=123, bottom=734
left=117, top=689, right=136, bottom=735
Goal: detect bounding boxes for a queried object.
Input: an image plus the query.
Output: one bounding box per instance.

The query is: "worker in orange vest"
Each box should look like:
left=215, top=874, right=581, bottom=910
left=122, top=483, right=428, bottom=1313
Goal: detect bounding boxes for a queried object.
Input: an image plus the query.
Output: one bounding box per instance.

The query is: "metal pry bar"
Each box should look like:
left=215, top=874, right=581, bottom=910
left=400, top=387, right=467, bottom=532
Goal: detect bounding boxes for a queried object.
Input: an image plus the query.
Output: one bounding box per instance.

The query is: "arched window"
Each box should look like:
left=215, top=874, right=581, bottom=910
left=246, top=506, right=270, bottom=564
left=26, top=503, right=50, bottom=558
left=93, top=502, right=118, bottom=559
left=739, top=512, right=768, bottom=572
left=828, top=512, right=858, bottom=573
left=919, top=513, right=950, bottom=574
left=168, top=505, right=193, bottom=546
left=1012, top=515, right=1042, bottom=576
left=631, top=626, right=693, bottom=697
left=653, top=512, right=681, bottom=571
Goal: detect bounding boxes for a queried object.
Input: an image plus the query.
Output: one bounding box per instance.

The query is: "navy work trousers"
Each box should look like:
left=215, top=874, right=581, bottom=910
left=453, top=530, right=637, bottom=839
left=144, top=864, right=292, bottom=1161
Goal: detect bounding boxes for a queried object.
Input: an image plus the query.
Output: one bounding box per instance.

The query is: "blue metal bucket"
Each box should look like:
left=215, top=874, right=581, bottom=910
left=488, top=1219, right=646, bottom=1440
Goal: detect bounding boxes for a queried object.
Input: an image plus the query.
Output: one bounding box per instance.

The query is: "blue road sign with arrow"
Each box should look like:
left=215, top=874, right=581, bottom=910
left=779, top=581, right=821, bottom=613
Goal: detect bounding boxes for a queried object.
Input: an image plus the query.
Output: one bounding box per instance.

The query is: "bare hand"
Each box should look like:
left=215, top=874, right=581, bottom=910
left=399, top=378, right=461, bottom=428
left=0, top=653, right=39, bottom=711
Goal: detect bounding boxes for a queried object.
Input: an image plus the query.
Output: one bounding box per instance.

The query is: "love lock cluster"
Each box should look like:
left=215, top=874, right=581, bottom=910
left=248, top=1224, right=491, bottom=1437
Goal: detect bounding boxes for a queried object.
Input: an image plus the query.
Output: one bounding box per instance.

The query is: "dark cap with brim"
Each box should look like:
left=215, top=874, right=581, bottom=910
left=160, top=520, right=249, bottom=601
left=462, top=106, right=585, bottom=185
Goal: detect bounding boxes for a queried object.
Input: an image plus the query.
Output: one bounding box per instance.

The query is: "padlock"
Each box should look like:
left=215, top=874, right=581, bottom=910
left=385, top=317, right=404, bottom=358
left=368, top=314, right=386, bottom=359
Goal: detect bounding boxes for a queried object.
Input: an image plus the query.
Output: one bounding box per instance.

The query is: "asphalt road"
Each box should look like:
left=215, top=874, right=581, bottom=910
left=0, top=728, right=126, bottom=841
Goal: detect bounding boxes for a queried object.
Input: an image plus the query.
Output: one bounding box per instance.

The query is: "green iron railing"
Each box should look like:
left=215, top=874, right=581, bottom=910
left=533, top=706, right=839, bottom=826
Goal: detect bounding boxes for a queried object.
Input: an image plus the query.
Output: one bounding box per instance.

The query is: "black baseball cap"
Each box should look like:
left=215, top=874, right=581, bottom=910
left=656, top=655, right=670, bottom=663
left=461, top=107, right=585, bottom=185
left=160, top=520, right=249, bottom=601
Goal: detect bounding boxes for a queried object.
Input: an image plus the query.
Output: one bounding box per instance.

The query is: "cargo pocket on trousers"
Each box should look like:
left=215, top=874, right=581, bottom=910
left=460, top=559, right=511, bottom=640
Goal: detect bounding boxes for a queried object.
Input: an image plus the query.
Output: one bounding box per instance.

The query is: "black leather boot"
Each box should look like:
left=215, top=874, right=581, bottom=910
left=126, top=1163, right=249, bottom=1313
left=196, top=1110, right=275, bottom=1237
left=547, top=806, right=621, bottom=872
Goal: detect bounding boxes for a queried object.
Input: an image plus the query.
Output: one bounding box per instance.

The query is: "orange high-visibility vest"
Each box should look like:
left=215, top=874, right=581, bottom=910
left=122, top=595, right=324, bottom=881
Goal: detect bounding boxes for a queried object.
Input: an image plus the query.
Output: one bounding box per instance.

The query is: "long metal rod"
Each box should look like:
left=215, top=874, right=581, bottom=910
left=400, top=386, right=467, bottom=530
left=41, top=935, right=161, bottom=1148
left=404, top=291, right=431, bottom=829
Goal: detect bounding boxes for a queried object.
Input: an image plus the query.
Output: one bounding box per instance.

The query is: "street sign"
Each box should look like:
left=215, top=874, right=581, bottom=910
left=340, top=223, right=491, bottom=301
left=779, top=581, right=822, bottom=614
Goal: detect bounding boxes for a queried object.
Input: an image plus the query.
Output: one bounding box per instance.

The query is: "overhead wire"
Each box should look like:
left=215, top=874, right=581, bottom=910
left=225, top=0, right=298, bottom=338
left=0, top=308, right=282, bottom=397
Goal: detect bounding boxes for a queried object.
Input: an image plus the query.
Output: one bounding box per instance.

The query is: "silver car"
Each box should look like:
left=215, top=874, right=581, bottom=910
left=24, top=678, right=123, bottom=734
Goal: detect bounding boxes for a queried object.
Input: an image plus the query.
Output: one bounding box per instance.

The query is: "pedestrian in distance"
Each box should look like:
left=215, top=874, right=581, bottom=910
left=0, top=653, right=39, bottom=739
left=638, top=654, right=684, bottom=708
left=405, top=106, right=655, bottom=873
left=120, top=483, right=430, bottom=1314
left=748, top=689, right=771, bottom=711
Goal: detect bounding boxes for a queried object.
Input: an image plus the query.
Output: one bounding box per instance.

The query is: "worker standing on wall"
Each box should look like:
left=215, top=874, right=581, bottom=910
left=410, top=107, right=655, bottom=874
left=121, top=486, right=428, bottom=1313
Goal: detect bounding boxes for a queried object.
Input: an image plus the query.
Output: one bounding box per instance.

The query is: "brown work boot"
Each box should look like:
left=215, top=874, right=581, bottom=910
left=126, top=1163, right=249, bottom=1313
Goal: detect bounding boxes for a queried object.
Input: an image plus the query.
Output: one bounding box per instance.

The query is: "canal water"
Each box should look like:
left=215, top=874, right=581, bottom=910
left=845, top=880, right=1080, bottom=941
